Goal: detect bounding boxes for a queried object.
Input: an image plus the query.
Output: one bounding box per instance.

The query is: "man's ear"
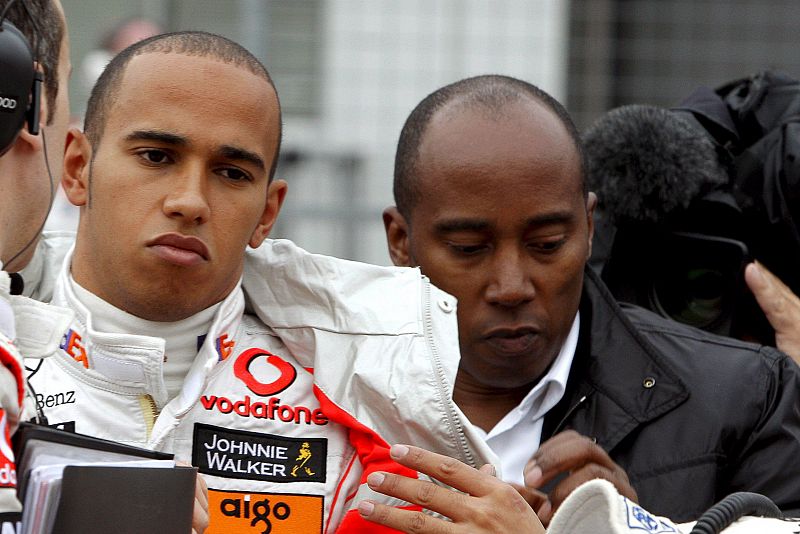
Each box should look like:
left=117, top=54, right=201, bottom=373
left=249, top=179, right=288, bottom=248
left=15, top=122, right=43, bottom=152
left=61, top=128, right=93, bottom=207
left=383, top=206, right=412, bottom=267
left=585, top=191, right=597, bottom=259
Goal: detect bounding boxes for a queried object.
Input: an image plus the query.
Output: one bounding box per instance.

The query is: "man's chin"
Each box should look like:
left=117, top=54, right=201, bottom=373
left=471, top=345, right=559, bottom=388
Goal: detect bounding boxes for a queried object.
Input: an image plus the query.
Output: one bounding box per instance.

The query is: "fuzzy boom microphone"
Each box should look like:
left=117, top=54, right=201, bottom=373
left=583, top=104, right=729, bottom=225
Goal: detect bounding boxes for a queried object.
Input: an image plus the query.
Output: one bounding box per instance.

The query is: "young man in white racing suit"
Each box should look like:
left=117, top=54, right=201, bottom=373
left=23, top=31, right=494, bottom=534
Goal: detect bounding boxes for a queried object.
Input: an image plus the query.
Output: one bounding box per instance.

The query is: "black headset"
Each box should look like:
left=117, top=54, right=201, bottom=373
left=0, top=0, right=42, bottom=156
left=0, top=0, right=55, bottom=273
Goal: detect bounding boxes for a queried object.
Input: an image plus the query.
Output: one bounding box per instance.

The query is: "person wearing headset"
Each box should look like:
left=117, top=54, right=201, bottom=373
left=0, top=0, right=72, bottom=520
left=0, top=4, right=212, bottom=532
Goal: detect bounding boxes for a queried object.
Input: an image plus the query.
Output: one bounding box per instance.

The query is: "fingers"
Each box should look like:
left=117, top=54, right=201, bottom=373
left=547, top=462, right=637, bottom=511
left=359, top=444, right=545, bottom=534
left=745, top=261, right=800, bottom=362
left=384, top=444, right=537, bottom=518
left=363, top=458, right=473, bottom=521
left=358, top=499, right=456, bottom=534
left=196, top=471, right=209, bottom=512
left=509, top=483, right=548, bottom=510
left=386, top=444, right=499, bottom=497
left=524, top=431, right=619, bottom=489
left=537, top=499, right=553, bottom=526
left=523, top=430, right=637, bottom=520
left=478, top=463, right=497, bottom=477
left=176, top=461, right=209, bottom=533
left=193, top=472, right=209, bottom=534
left=509, top=483, right=553, bottom=525
left=746, top=262, right=791, bottom=320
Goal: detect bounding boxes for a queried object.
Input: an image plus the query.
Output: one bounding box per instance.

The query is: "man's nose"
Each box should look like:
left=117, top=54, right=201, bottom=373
left=485, top=251, right=536, bottom=307
left=162, top=166, right=211, bottom=224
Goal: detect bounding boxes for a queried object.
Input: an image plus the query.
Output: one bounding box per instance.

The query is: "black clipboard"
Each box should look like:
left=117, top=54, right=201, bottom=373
left=52, top=465, right=195, bottom=534
left=13, top=422, right=173, bottom=498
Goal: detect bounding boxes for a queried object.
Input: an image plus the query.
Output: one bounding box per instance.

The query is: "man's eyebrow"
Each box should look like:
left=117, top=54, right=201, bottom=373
left=525, top=211, right=576, bottom=227
left=434, top=219, right=491, bottom=233
left=434, top=212, right=576, bottom=234
left=124, top=130, right=188, bottom=146
left=217, top=145, right=266, bottom=172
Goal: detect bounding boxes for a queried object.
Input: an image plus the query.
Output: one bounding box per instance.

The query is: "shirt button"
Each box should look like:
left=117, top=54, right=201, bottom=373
left=438, top=299, right=454, bottom=313
left=642, top=377, right=656, bottom=389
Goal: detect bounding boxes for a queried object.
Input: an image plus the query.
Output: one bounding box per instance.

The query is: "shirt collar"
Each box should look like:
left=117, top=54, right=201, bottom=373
left=482, top=311, right=580, bottom=440
left=519, top=312, right=579, bottom=418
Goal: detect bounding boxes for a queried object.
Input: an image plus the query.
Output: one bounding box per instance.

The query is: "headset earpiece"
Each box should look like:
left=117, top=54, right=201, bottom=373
left=27, top=70, right=42, bottom=136
left=0, top=18, right=36, bottom=156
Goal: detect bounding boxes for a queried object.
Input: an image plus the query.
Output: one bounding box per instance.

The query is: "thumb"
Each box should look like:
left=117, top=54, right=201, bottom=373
left=745, top=261, right=800, bottom=363
left=744, top=262, right=797, bottom=331
left=510, top=483, right=549, bottom=509
left=745, top=260, right=769, bottom=293
left=478, top=463, right=498, bottom=477
left=511, top=484, right=554, bottom=527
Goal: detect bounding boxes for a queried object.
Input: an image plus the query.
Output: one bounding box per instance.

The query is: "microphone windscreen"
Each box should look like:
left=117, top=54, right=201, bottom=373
left=583, top=104, right=728, bottom=225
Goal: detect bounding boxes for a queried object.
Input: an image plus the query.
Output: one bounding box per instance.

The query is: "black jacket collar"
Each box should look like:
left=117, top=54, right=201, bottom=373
left=543, top=268, right=690, bottom=452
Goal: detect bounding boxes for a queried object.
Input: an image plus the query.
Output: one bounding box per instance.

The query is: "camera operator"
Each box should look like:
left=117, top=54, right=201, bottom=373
left=587, top=72, right=800, bottom=360
left=584, top=104, right=768, bottom=342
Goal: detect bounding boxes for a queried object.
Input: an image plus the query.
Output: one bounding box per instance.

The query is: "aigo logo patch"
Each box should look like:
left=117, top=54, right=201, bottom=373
left=234, top=349, right=297, bottom=397
left=207, top=489, right=323, bottom=534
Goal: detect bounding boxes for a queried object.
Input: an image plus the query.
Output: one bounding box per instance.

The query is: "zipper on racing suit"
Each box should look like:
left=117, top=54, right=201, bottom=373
left=138, top=394, right=160, bottom=439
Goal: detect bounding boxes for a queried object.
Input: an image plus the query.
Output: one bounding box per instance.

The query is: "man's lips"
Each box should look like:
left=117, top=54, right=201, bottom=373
left=483, top=326, right=539, bottom=355
left=147, top=233, right=210, bottom=267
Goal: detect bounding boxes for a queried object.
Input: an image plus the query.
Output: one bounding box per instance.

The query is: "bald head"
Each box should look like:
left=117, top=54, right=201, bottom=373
left=393, top=75, right=585, bottom=218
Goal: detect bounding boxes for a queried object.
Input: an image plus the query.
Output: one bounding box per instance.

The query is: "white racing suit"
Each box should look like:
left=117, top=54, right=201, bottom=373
left=0, top=265, right=72, bottom=530
left=25, top=238, right=496, bottom=534
left=0, top=274, right=27, bottom=520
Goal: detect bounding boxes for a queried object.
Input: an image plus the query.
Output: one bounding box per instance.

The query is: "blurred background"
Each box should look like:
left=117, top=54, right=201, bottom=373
left=53, top=0, right=800, bottom=265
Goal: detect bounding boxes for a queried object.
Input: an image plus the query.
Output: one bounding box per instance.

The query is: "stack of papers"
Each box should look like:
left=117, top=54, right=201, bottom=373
left=13, top=423, right=195, bottom=534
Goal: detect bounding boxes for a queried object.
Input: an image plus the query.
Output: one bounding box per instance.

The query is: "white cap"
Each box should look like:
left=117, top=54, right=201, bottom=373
left=547, top=479, right=800, bottom=534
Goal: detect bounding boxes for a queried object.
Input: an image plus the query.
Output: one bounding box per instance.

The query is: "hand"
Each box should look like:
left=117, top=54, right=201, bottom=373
left=177, top=461, right=209, bottom=534
left=745, top=261, right=800, bottom=364
left=193, top=471, right=209, bottom=533
left=509, top=484, right=551, bottom=522
left=523, top=430, right=637, bottom=525
left=358, top=443, right=545, bottom=534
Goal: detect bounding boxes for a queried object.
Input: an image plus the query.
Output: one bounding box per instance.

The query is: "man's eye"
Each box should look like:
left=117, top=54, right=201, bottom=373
left=139, top=149, right=170, bottom=164
left=448, top=243, right=487, bottom=255
left=218, top=168, right=251, bottom=182
left=530, top=238, right=566, bottom=253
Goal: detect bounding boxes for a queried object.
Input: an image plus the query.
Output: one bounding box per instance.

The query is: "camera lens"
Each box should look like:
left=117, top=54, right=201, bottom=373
left=650, top=266, right=727, bottom=329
